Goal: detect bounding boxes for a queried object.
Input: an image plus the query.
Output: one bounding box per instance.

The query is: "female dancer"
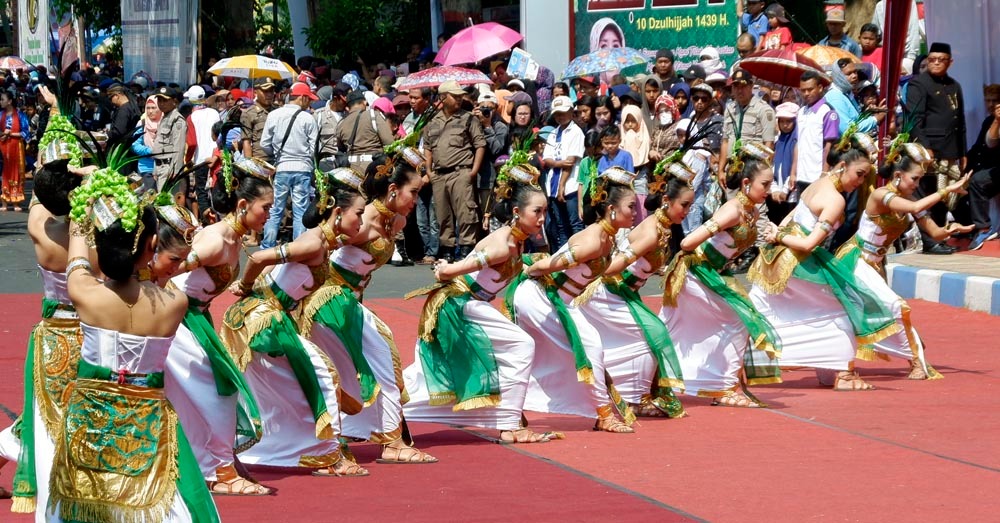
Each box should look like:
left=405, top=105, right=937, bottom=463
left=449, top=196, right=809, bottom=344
left=148, top=203, right=200, bottom=286
left=5, top=158, right=86, bottom=514
left=579, top=167, right=693, bottom=418
left=49, top=168, right=218, bottom=522
left=402, top=164, right=557, bottom=443
left=506, top=167, right=638, bottom=433
left=165, top=158, right=273, bottom=494
left=659, top=144, right=781, bottom=407
left=835, top=138, right=969, bottom=379
left=302, top=157, right=436, bottom=464
left=748, top=133, right=900, bottom=390
left=219, top=168, right=368, bottom=476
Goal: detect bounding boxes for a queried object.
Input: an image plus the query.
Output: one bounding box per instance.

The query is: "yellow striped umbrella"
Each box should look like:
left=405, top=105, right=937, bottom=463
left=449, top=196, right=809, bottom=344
left=207, top=55, right=296, bottom=80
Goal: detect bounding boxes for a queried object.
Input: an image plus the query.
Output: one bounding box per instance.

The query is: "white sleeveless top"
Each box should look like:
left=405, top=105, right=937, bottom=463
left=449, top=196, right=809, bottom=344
left=267, top=262, right=323, bottom=302
left=171, top=264, right=238, bottom=304
left=39, top=265, right=71, bottom=306
left=80, top=323, right=174, bottom=374
left=791, top=201, right=842, bottom=233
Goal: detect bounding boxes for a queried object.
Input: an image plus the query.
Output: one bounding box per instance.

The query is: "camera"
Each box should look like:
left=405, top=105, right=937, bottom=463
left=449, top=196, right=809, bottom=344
left=480, top=106, right=492, bottom=117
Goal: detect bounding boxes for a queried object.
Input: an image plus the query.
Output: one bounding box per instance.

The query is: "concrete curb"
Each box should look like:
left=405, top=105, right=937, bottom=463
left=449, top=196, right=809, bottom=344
left=887, top=262, right=1000, bottom=316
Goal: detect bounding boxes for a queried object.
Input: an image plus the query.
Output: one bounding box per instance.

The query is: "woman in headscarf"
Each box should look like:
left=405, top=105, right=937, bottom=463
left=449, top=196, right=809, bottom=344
left=131, top=97, right=162, bottom=193
left=648, top=94, right=683, bottom=167
left=619, top=105, right=651, bottom=223
left=670, top=83, right=693, bottom=119
left=698, top=46, right=726, bottom=76
left=639, top=75, right=662, bottom=132
left=588, top=18, right=626, bottom=85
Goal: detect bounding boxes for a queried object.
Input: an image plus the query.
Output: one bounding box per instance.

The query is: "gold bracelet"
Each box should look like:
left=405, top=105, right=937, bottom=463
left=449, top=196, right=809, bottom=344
left=775, top=231, right=787, bottom=245
left=704, top=220, right=721, bottom=236
left=936, top=188, right=950, bottom=199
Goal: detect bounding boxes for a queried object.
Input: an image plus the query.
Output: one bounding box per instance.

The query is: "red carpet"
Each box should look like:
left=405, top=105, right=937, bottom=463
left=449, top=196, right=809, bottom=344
left=1, top=294, right=998, bottom=521
left=958, top=238, right=1000, bottom=258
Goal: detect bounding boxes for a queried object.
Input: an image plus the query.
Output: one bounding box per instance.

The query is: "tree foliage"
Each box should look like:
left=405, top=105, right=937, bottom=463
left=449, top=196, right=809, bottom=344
left=51, top=0, right=120, bottom=32
left=254, top=0, right=293, bottom=57
left=305, top=0, right=430, bottom=68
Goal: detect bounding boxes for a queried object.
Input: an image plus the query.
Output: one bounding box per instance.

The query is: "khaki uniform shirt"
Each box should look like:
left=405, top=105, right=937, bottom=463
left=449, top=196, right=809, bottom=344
left=722, top=95, right=776, bottom=153
left=152, top=109, right=187, bottom=186
left=334, top=107, right=394, bottom=156
left=313, top=106, right=344, bottom=157
left=240, top=103, right=271, bottom=159
left=423, top=110, right=486, bottom=170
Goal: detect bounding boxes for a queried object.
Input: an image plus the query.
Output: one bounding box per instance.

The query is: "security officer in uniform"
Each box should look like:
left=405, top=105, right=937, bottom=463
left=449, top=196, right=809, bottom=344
left=422, top=80, right=486, bottom=261
left=241, top=78, right=276, bottom=160
left=151, top=86, right=188, bottom=192
left=334, top=90, right=394, bottom=173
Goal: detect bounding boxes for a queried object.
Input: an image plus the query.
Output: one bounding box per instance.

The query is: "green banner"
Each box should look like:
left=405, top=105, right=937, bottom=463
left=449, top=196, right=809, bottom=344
left=574, top=0, right=738, bottom=78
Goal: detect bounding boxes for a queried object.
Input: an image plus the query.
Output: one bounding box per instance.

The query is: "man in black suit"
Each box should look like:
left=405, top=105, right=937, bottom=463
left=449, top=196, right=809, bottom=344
left=906, top=42, right=968, bottom=254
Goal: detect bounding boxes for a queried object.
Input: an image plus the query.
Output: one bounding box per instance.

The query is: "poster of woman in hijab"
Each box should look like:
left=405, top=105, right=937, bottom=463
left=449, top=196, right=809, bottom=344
left=589, top=17, right=626, bottom=84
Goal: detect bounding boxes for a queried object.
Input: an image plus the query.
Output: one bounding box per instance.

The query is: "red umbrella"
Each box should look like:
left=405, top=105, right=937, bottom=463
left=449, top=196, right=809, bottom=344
left=435, top=22, right=523, bottom=66
left=0, top=56, right=30, bottom=71
left=737, top=49, right=830, bottom=88
left=397, top=66, right=492, bottom=90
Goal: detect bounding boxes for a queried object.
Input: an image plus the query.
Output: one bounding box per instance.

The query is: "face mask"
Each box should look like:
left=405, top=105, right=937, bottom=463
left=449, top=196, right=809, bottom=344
left=658, top=112, right=674, bottom=126
left=597, top=115, right=610, bottom=125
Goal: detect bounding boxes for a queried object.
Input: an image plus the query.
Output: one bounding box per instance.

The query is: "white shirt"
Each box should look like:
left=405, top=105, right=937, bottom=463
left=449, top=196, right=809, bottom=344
left=189, top=106, right=221, bottom=165
left=795, top=99, right=839, bottom=185
left=542, top=121, right=585, bottom=197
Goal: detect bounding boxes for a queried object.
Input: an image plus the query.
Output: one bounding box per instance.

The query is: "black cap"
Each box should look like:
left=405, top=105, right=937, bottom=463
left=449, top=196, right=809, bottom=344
left=729, top=69, right=754, bottom=85
left=619, top=90, right=642, bottom=104
left=682, top=64, right=706, bottom=81
left=765, top=3, right=789, bottom=23
left=151, top=86, right=181, bottom=100
left=655, top=49, right=674, bottom=61
left=253, top=78, right=276, bottom=90
left=929, top=42, right=952, bottom=55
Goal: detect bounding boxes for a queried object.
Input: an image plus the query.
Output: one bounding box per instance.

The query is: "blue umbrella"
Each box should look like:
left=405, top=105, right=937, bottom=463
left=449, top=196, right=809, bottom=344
left=562, top=47, right=648, bottom=79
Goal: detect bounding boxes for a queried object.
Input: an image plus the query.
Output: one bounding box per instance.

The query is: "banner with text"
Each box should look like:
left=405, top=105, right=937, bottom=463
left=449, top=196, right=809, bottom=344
left=574, top=0, right=737, bottom=75
left=121, top=0, right=198, bottom=86
left=18, top=0, right=51, bottom=69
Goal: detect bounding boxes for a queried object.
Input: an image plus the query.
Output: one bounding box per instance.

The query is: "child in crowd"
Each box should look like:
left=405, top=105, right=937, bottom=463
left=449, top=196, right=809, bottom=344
left=859, top=23, right=884, bottom=70
left=761, top=3, right=793, bottom=50
left=619, top=105, right=650, bottom=223
left=576, top=131, right=603, bottom=218
left=597, top=125, right=633, bottom=174
left=769, top=101, right=799, bottom=224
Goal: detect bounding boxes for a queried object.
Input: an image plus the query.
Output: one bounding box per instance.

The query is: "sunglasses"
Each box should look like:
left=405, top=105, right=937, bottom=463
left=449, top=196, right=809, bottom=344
left=692, top=96, right=711, bottom=102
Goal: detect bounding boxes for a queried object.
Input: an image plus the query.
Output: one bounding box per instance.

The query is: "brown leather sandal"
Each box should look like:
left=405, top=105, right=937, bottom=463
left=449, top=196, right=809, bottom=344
left=312, top=457, right=369, bottom=477
left=499, top=428, right=565, bottom=444
left=207, top=465, right=272, bottom=496
left=376, top=444, right=438, bottom=464
left=593, top=415, right=635, bottom=433
left=712, top=391, right=763, bottom=408
left=906, top=359, right=928, bottom=380
left=630, top=400, right=669, bottom=417
left=833, top=370, right=876, bottom=391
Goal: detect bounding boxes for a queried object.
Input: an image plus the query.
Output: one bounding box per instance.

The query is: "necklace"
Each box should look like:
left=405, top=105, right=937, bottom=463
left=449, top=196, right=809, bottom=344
left=655, top=208, right=672, bottom=245
left=736, top=190, right=756, bottom=224
left=828, top=172, right=845, bottom=192
left=224, top=213, right=248, bottom=237
left=373, top=198, right=396, bottom=231
left=137, top=267, right=153, bottom=282
left=598, top=219, right=617, bottom=237
left=510, top=225, right=528, bottom=243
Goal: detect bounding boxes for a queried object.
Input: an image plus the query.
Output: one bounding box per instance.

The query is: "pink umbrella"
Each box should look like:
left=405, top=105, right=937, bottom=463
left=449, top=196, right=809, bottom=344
left=397, top=66, right=492, bottom=90
left=0, top=56, right=30, bottom=71
left=435, top=22, right=523, bottom=66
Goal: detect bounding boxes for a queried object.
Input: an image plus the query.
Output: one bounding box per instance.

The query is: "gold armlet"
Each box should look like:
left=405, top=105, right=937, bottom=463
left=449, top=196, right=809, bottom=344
left=703, top=220, right=721, bottom=237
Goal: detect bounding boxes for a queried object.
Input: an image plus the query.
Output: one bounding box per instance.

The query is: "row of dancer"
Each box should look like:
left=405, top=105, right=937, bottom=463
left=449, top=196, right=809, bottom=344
left=2, top=86, right=971, bottom=523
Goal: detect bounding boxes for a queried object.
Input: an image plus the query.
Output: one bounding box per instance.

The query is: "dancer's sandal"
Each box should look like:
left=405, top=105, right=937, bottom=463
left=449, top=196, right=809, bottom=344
left=208, top=466, right=272, bottom=496
left=312, top=457, right=369, bottom=477
left=711, top=391, right=763, bottom=408
left=499, top=428, right=565, bottom=444
left=906, top=359, right=928, bottom=380
left=833, top=370, right=875, bottom=391
left=376, top=444, right=438, bottom=464
left=630, top=400, right=668, bottom=417
left=593, top=415, right=634, bottom=433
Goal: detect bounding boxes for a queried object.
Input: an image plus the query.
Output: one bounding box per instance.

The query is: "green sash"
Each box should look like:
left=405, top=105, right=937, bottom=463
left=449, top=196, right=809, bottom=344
left=311, top=263, right=380, bottom=406
left=182, top=303, right=262, bottom=451
left=12, top=297, right=70, bottom=512
left=603, top=274, right=686, bottom=417
left=788, top=224, right=900, bottom=345
left=247, top=283, right=329, bottom=429
left=74, top=360, right=220, bottom=523
left=693, top=244, right=782, bottom=385
left=418, top=277, right=501, bottom=410
left=504, top=257, right=594, bottom=383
